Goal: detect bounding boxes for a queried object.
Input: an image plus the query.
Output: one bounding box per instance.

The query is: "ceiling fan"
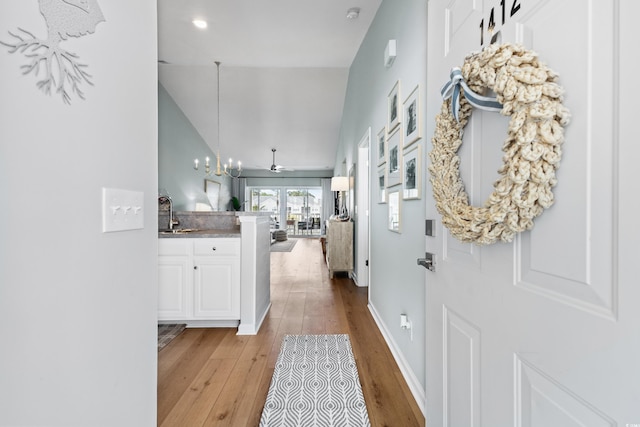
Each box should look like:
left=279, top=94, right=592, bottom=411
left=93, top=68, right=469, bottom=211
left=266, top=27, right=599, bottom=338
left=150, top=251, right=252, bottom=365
left=269, top=148, right=293, bottom=173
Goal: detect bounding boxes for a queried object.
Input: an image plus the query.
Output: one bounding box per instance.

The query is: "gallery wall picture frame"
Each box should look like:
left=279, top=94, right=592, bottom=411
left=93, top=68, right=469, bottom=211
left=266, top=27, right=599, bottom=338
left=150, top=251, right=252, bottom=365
left=377, top=164, right=387, bottom=204
left=403, top=84, right=421, bottom=147
left=386, top=127, right=402, bottom=187
left=388, top=189, right=401, bottom=233
left=402, top=143, right=421, bottom=200
left=377, top=126, right=387, bottom=166
left=387, top=80, right=401, bottom=132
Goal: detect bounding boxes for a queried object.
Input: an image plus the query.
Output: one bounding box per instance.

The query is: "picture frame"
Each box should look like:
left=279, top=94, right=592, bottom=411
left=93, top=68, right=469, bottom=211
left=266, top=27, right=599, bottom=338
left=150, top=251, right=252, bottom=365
left=402, top=143, right=421, bottom=200
left=377, top=164, right=387, bottom=204
left=386, top=127, right=402, bottom=187
left=377, top=126, right=387, bottom=166
left=388, top=189, right=401, bottom=233
left=387, top=80, right=401, bottom=132
left=403, top=84, right=421, bottom=147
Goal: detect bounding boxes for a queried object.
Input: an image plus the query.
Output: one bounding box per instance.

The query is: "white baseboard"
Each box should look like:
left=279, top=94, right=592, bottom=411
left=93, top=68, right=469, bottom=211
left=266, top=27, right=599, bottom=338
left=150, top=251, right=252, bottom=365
left=350, top=271, right=367, bottom=287
left=237, top=302, right=272, bottom=335
left=368, top=302, right=426, bottom=416
left=182, top=320, right=240, bottom=328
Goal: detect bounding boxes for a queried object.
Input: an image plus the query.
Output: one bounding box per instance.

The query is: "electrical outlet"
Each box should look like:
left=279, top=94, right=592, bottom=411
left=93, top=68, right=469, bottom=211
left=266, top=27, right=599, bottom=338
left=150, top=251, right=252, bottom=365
left=400, top=314, right=411, bottom=329
left=400, top=314, right=414, bottom=341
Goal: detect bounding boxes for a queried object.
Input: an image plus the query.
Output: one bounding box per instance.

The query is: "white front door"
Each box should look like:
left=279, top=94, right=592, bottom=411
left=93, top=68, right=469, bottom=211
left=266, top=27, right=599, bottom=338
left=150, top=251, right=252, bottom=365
left=424, top=0, right=640, bottom=425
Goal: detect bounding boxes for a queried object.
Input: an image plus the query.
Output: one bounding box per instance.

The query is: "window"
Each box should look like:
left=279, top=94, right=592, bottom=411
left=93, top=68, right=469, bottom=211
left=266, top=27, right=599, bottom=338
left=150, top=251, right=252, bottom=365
left=247, top=186, right=323, bottom=236
left=249, top=188, right=280, bottom=228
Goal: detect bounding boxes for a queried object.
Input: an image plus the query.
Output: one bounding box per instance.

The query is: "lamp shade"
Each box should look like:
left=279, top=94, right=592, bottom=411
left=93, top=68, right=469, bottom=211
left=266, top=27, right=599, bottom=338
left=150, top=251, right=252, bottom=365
left=331, top=176, right=349, bottom=191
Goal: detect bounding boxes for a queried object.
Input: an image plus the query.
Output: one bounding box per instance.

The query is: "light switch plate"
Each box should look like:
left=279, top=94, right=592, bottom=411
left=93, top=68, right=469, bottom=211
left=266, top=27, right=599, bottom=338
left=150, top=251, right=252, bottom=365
left=102, top=188, right=144, bottom=232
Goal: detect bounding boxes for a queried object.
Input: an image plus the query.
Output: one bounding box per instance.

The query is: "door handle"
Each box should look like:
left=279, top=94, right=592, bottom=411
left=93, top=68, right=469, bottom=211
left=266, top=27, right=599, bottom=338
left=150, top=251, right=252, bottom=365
left=417, top=253, right=435, bottom=272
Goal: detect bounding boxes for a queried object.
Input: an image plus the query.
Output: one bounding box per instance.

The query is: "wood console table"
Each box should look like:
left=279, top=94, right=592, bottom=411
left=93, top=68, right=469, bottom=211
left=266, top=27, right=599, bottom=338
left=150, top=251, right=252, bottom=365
left=325, top=220, right=353, bottom=278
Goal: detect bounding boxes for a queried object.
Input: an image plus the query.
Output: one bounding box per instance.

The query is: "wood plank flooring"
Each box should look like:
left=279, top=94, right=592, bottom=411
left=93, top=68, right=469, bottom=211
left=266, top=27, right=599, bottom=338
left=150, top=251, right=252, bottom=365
left=158, top=237, right=425, bottom=427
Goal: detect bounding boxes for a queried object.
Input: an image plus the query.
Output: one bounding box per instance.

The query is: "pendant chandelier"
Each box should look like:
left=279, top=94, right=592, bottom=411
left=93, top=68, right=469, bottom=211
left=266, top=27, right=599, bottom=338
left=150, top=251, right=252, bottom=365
left=193, top=61, right=242, bottom=178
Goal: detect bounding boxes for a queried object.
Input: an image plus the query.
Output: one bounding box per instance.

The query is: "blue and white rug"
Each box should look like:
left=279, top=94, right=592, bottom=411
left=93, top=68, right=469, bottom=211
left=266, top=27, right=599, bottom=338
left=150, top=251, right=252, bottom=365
left=260, top=334, right=370, bottom=427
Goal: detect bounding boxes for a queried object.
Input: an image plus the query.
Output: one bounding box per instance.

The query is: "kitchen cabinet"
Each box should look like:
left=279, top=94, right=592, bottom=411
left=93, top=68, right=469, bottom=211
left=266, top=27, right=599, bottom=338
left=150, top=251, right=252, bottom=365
left=158, top=237, right=240, bottom=325
left=192, top=239, right=240, bottom=319
left=158, top=239, right=190, bottom=320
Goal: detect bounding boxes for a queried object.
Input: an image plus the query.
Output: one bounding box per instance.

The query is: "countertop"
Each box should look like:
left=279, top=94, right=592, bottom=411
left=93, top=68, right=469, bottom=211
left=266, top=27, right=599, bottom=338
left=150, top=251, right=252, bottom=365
left=158, top=228, right=241, bottom=238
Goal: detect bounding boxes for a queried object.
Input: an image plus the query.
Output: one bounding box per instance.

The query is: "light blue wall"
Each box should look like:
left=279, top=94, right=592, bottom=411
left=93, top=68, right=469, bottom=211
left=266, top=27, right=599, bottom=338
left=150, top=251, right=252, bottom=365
left=336, top=0, right=427, bottom=393
left=159, top=83, right=230, bottom=211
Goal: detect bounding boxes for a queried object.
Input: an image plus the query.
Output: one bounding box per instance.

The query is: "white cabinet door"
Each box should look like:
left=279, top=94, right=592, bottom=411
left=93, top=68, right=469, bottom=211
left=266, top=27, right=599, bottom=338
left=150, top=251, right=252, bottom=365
left=193, top=256, right=240, bottom=319
left=192, top=238, right=241, bottom=320
left=158, top=255, right=190, bottom=320
left=158, top=239, right=191, bottom=321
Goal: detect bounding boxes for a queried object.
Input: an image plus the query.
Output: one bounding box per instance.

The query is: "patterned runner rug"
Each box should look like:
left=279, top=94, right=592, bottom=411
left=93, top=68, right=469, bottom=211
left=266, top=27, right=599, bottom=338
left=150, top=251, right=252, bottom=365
left=260, top=334, right=370, bottom=427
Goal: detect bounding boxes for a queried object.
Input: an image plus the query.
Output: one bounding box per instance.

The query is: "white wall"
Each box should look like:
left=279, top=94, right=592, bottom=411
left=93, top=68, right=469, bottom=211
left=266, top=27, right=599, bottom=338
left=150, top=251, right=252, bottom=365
left=0, top=1, right=158, bottom=425
left=336, top=0, right=427, bottom=401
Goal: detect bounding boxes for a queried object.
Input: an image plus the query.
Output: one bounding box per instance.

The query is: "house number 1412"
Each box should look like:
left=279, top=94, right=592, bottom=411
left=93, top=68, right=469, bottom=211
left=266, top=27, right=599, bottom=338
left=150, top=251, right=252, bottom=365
left=479, top=0, right=522, bottom=45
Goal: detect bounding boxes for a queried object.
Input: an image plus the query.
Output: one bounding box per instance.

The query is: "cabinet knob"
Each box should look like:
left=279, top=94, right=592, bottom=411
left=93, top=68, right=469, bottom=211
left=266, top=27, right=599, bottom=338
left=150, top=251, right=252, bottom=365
left=212, top=247, right=217, bottom=251
left=193, top=266, right=198, bottom=270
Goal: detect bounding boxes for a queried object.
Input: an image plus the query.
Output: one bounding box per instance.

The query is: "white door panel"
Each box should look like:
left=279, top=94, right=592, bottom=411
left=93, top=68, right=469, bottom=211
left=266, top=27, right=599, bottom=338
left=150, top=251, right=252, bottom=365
left=513, top=0, right=616, bottom=319
left=515, top=357, right=616, bottom=427
left=425, top=0, right=637, bottom=425
left=443, top=307, right=481, bottom=426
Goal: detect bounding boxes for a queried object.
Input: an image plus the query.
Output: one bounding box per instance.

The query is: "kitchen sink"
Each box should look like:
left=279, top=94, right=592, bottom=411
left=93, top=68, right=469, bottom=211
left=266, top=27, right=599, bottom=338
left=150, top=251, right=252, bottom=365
left=158, top=228, right=197, bottom=234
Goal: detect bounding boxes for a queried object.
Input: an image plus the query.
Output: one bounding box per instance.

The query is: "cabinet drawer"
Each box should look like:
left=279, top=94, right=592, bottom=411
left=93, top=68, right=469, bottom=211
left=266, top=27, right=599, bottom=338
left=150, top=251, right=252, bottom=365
left=193, top=238, right=240, bottom=256
left=158, top=239, right=191, bottom=256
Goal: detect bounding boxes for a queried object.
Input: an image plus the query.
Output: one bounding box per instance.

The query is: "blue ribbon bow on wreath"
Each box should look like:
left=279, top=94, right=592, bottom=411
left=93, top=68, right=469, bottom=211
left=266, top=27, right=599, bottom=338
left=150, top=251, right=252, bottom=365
left=441, top=67, right=503, bottom=122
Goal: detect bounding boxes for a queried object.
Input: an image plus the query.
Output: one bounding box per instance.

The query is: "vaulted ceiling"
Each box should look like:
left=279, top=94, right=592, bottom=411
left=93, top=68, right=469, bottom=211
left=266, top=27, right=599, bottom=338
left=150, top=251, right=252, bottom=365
left=158, top=0, right=382, bottom=173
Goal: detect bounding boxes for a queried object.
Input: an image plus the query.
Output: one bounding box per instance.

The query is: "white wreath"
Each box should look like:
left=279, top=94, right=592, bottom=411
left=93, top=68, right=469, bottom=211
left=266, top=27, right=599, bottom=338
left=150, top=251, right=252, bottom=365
left=429, top=43, right=570, bottom=245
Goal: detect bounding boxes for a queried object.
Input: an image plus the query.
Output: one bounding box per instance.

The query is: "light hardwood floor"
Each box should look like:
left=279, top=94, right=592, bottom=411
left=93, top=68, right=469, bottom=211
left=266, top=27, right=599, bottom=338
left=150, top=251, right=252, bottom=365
left=158, top=237, right=425, bottom=427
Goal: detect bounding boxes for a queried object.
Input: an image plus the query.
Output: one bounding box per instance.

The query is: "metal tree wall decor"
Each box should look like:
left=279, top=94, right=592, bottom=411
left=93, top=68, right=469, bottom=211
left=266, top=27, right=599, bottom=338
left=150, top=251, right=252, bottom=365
left=1, top=0, right=105, bottom=104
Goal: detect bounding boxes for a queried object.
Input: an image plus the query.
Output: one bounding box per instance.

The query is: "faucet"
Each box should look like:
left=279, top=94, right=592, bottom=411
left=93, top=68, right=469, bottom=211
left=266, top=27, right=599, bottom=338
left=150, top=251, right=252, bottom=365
left=159, top=195, right=179, bottom=230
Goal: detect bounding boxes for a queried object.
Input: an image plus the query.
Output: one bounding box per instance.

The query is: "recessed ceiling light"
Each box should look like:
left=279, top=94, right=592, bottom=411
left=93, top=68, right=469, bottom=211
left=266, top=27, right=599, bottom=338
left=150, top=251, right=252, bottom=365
left=346, top=7, right=360, bottom=20
left=192, top=19, right=208, bottom=29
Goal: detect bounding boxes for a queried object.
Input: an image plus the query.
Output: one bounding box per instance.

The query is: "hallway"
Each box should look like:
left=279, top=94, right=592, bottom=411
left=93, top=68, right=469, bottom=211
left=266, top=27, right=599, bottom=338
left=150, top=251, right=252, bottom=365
left=157, top=238, right=424, bottom=426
